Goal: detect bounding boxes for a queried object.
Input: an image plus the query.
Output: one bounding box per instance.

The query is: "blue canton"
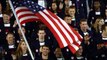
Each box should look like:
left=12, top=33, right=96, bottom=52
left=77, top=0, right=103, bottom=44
left=11, top=0, right=45, bottom=13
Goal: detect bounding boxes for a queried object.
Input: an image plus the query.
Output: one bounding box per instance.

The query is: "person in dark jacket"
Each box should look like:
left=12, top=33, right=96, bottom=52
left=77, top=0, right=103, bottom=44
left=0, top=2, right=5, bottom=46
left=30, top=29, right=56, bottom=59
left=92, top=24, right=107, bottom=60
left=36, top=45, right=57, bottom=60
left=88, top=0, right=104, bottom=27
left=12, top=40, right=32, bottom=60
left=4, top=32, right=18, bottom=60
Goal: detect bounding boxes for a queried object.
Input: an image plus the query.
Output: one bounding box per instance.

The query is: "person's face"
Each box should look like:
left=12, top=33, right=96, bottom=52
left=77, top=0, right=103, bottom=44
left=3, top=14, right=9, bottom=20
left=80, top=21, right=88, bottom=30
left=0, top=3, right=2, bottom=12
left=98, top=19, right=104, bottom=26
left=78, top=46, right=83, bottom=55
left=38, top=30, right=46, bottom=39
left=64, top=16, right=72, bottom=24
left=59, top=2, right=63, bottom=9
left=76, top=46, right=83, bottom=56
left=64, top=0, right=69, bottom=5
left=105, top=9, right=107, bottom=16
left=97, top=44, right=104, bottom=49
left=52, top=3, right=57, bottom=10
left=18, top=27, right=26, bottom=35
left=104, top=26, right=107, bottom=34
left=42, top=46, right=50, bottom=56
left=94, top=1, right=100, bottom=8
left=3, top=14, right=9, bottom=23
left=6, top=34, right=14, bottom=43
left=68, top=8, right=75, bottom=17
left=55, top=48, right=62, bottom=58
left=20, top=42, right=27, bottom=51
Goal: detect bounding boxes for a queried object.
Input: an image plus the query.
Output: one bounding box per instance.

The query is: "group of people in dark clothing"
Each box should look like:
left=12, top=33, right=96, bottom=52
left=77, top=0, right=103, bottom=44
left=0, top=0, right=107, bottom=60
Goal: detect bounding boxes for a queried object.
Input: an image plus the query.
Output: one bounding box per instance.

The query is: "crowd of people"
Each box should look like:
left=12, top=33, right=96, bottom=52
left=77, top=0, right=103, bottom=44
left=0, top=0, right=107, bottom=60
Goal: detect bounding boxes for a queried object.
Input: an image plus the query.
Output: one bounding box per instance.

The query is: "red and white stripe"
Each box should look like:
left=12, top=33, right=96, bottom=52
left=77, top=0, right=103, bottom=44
left=36, top=9, right=82, bottom=53
left=36, top=10, right=68, bottom=48
left=15, top=7, right=82, bottom=54
left=15, top=7, right=39, bottom=24
left=45, top=10, right=83, bottom=53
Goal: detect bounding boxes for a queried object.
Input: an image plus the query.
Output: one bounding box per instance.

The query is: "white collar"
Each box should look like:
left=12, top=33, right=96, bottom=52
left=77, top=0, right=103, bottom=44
left=0, top=14, right=2, bottom=17
left=102, top=37, right=107, bottom=40
left=23, top=53, right=28, bottom=56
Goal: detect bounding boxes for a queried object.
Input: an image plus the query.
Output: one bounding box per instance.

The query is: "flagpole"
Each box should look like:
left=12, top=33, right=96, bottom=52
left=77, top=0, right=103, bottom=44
left=8, top=0, right=34, bottom=60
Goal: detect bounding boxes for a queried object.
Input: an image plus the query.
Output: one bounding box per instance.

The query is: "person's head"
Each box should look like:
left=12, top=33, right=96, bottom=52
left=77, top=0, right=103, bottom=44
left=54, top=47, right=63, bottom=58
left=3, top=13, right=10, bottom=23
left=18, top=26, right=26, bottom=35
left=93, top=17, right=100, bottom=32
left=41, top=45, right=50, bottom=56
left=80, top=19, right=88, bottom=31
left=51, top=2, right=57, bottom=11
left=0, top=2, right=2, bottom=13
left=59, top=1, right=64, bottom=10
left=105, top=8, right=107, bottom=17
left=64, top=15, right=72, bottom=24
left=15, top=40, right=27, bottom=58
left=94, top=17, right=104, bottom=29
left=102, top=24, right=107, bottom=35
left=17, top=40, right=27, bottom=52
left=68, top=6, right=76, bottom=17
left=98, top=18, right=104, bottom=26
left=76, top=46, right=83, bottom=56
left=37, top=29, right=46, bottom=40
left=6, top=32, right=15, bottom=44
left=65, top=8, right=69, bottom=15
left=93, top=0, right=100, bottom=10
left=64, top=0, right=70, bottom=6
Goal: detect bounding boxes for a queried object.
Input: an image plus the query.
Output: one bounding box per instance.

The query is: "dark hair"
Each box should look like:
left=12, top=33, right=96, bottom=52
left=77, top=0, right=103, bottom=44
left=42, top=45, right=50, bottom=50
left=69, top=6, right=76, bottom=9
left=38, top=29, right=46, bottom=33
left=79, top=19, right=87, bottom=24
left=64, top=15, right=71, bottom=19
left=95, top=16, right=104, bottom=21
left=93, top=0, right=100, bottom=10
left=51, top=1, right=57, bottom=6
left=0, top=1, right=6, bottom=12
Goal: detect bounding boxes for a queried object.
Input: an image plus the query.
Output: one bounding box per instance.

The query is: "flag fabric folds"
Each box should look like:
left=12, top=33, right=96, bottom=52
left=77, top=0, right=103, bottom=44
left=11, top=0, right=83, bottom=54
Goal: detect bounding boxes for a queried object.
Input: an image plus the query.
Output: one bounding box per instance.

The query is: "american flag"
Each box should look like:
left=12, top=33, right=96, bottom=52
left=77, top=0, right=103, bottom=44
left=11, top=0, right=83, bottom=54
left=11, top=0, right=39, bottom=24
